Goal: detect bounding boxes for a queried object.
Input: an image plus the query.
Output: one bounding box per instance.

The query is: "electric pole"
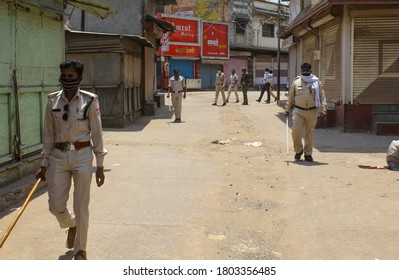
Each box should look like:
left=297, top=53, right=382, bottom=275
left=277, top=0, right=281, bottom=102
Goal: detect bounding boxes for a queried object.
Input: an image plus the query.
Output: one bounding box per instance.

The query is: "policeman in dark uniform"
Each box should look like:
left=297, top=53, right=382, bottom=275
left=240, top=67, right=250, bottom=105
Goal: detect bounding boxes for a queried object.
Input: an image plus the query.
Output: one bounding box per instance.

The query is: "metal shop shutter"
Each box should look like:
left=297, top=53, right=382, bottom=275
left=353, top=17, right=399, bottom=104
left=302, top=32, right=320, bottom=77
left=320, top=18, right=342, bottom=102
left=169, top=60, right=195, bottom=79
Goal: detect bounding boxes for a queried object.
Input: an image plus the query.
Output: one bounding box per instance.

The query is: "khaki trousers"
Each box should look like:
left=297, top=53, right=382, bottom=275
left=227, top=84, right=239, bottom=101
left=171, top=92, right=183, bottom=119
left=214, top=85, right=226, bottom=103
left=291, top=107, right=318, bottom=155
left=46, top=147, right=93, bottom=253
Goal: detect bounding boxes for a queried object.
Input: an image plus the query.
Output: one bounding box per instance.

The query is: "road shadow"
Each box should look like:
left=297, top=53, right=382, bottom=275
left=274, top=109, right=395, bottom=154
left=0, top=185, right=47, bottom=219
left=287, top=160, right=329, bottom=166
left=104, top=105, right=174, bottom=132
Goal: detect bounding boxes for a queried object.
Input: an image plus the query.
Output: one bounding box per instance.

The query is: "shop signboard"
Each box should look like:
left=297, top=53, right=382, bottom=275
left=201, top=21, right=229, bottom=59
left=164, top=17, right=200, bottom=44
left=159, top=16, right=201, bottom=57
left=165, top=45, right=201, bottom=57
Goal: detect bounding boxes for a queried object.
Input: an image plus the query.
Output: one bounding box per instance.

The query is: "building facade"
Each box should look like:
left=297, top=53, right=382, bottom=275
left=66, top=0, right=176, bottom=120
left=282, top=0, right=399, bottom=134
left=226, top=0, right=289, bottom=91
left=159, top=0, right=289, bottom=90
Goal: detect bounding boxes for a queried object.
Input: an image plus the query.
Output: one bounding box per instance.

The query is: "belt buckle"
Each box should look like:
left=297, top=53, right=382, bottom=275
left=65, top=142, right=75, bottom=151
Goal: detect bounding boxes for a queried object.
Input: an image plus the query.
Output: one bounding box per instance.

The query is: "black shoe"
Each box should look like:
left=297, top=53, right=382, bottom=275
left=304, top=155, right=313, bottom=162
left=212, top=103, right=217, bottom=106
left=226, top=100, right=229, bottom=103
left=222, top=102, right=226, bottom=106
left=242, top=102, right=248, bottom=105
left=235, top=100, right=239, bottom=103
left=294, top=150, right=303, bottom=160
left=174, top=118, right=182, bottom=123
left=265, top=100, right=270, bottom=103
left=256, top=99, right=260, bottom=103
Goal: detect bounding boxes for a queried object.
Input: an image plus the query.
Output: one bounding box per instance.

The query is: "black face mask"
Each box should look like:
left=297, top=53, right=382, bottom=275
left=301, top=72, right=311, bottom=76
left=59, top=77, right=81, bottom=90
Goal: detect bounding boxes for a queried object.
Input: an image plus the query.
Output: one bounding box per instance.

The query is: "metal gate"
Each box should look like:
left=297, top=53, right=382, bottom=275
left=302, top=32, right=320, bottom=77
left=169, top=59, right=195, bottom=79
left=0, top=2, right=64, bottom=165
left=353, top=17, right=399, bottom=104
left=320, top=18, right=342, bottom=102
left=199, top=63, right=221, bottom=89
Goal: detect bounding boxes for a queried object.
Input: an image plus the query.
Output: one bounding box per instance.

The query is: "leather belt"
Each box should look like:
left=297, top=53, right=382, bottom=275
left=294, top=105, right=316, bottom=111
left=173, top=90, right=184, bottom=93
left=55, top=141, right=91, bottom=151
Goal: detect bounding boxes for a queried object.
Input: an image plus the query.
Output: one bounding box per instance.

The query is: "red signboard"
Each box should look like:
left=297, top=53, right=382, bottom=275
left=164, top=17, right=199, bottom=44
left=163, top=45, right=201, bottom=57
left=202, top=22, right=229, bottom=59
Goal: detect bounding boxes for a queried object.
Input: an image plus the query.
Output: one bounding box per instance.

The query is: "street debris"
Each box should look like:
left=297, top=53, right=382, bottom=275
left=208, top=234, right=226, bottom=241
left=243, top=141, right=262, bottom=147
left=211, top=139, right=232, bottom=145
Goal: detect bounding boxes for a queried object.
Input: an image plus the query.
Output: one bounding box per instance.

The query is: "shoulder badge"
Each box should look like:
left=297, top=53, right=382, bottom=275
left=80, top=89, right=97, bottom=99
left=48, top=90, right=62, bottom=98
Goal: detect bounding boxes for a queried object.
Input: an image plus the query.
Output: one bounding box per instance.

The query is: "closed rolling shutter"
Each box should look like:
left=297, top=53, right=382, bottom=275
left=353, top=17, right=399, bottom=104
left=320, top=18, right=342, bottom=102
left=169, top=60, right=195, bottom=79
left=302, top=31, right=320, bottom=77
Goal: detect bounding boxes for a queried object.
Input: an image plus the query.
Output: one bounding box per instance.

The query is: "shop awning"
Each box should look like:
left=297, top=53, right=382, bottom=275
left=66, top=30, right=154, bottom=49
left=145, top=15, right=176, bottom=32
left=67, top=0, right=117, bottom=20
left=232, top=12, right=251, bottom=21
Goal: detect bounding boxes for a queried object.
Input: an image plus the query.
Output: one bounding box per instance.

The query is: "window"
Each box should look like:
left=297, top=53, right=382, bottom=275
left=262, top=24, right=274, bottom=37
left=235, top=19, right=247, bottom=34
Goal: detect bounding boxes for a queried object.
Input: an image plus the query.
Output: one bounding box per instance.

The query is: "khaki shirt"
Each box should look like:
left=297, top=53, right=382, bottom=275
left=215, top=72, right=225, bottom=87
left=230, top=73, right=238, bottom=85
left=41, top=89, right=107, bottom=167
left=168, top=76, right=186, bottom=92
left=285, top=76, right=327, bottom=112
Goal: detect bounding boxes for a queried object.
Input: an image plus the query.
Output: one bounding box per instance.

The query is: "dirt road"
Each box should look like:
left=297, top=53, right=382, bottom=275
left=1, top=90, right=398, bottom=260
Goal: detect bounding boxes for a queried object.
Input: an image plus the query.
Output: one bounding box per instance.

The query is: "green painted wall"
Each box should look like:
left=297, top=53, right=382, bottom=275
left=0, top=1, right=64, bottom=165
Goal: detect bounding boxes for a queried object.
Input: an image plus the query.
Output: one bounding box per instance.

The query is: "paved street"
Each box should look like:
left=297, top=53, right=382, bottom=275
left=0, top=90, right=398, bottom=260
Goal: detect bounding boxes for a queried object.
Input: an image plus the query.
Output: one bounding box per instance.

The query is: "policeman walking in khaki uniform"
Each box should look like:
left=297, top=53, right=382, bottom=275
left=212, top=67, right=226, bottom=106
left=167, top=68, right=187, bottom=123
left=36, top=59, right=107, bottom=260
left=284, top=63, right=327, bottom=162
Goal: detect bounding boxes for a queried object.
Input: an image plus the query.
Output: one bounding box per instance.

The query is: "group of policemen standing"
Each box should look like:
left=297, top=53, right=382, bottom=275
left=212, top=67, right=250, bottom=106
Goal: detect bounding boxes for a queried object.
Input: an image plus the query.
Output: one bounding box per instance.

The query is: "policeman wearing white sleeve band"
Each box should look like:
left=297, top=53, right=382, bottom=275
left=284, top=62, right=327, bottom=162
